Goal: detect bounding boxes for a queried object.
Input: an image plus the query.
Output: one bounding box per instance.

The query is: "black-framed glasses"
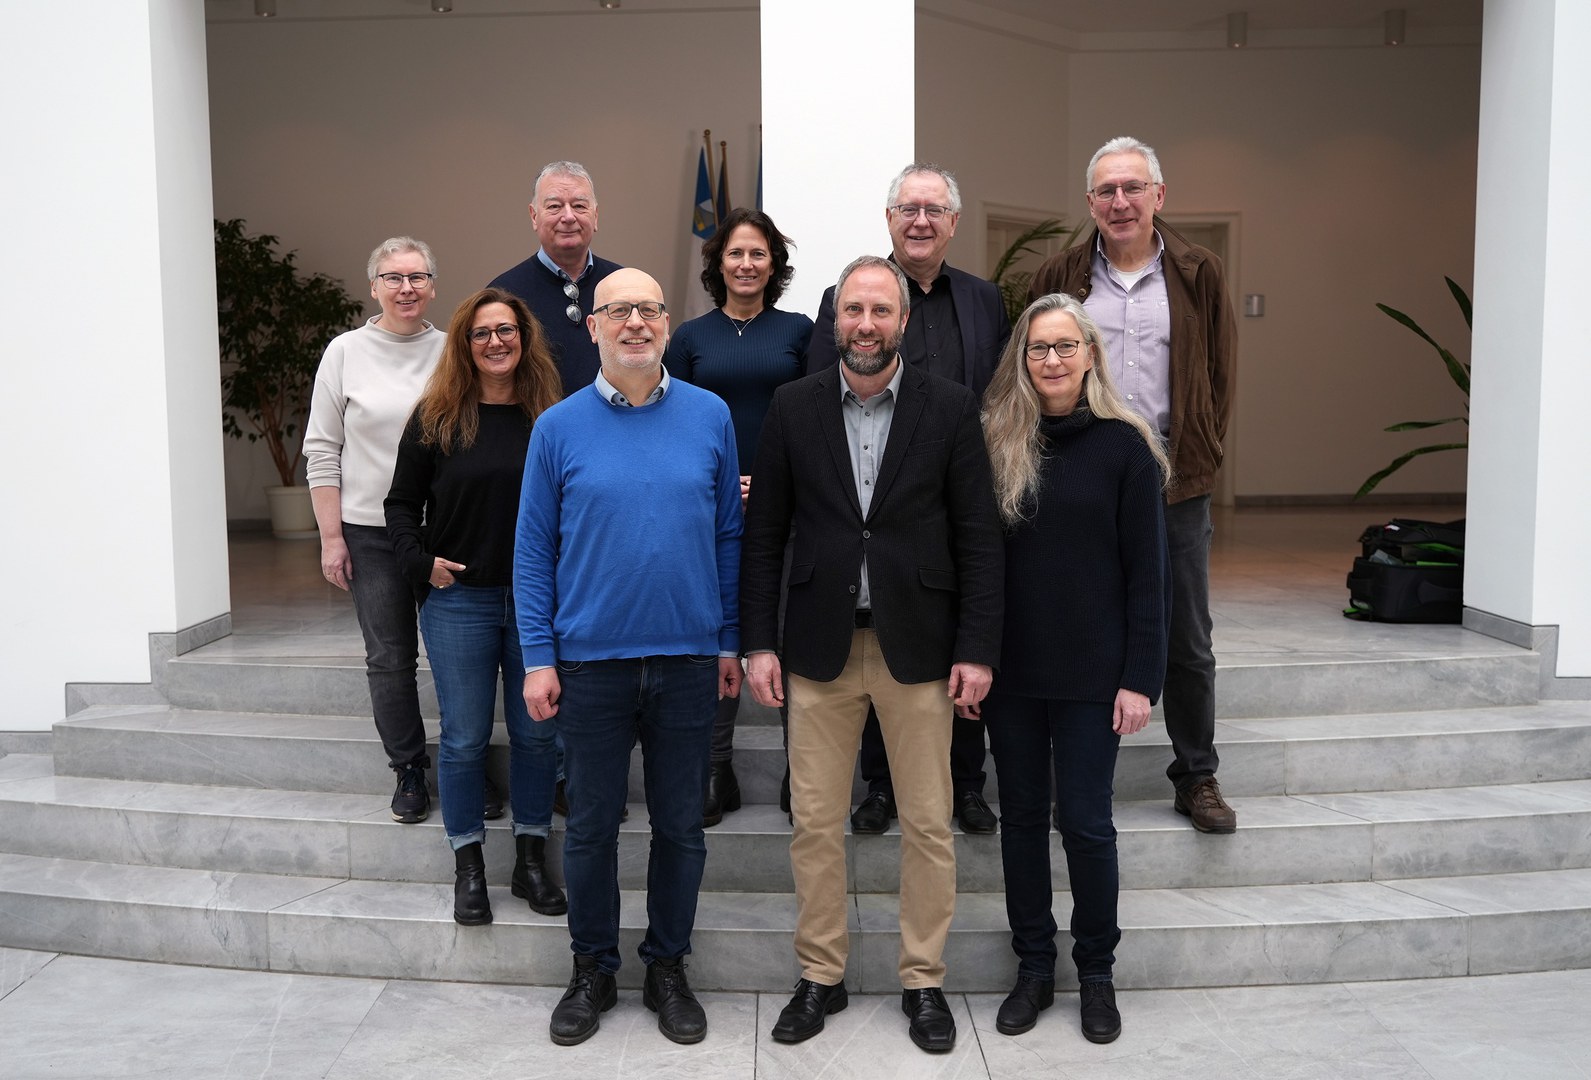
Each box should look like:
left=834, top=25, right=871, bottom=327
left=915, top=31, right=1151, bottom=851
left=888, top=204, right=953, bottom=221
left=375, top=272, right=435, bottom=289
left=1025, top=340, right=1082, bottom=361
left=562, top=280, right=581, bottom=323
left=1088, top=181, right=1156, bottom=202
left=467, top=324, right=519, bottom=345
left=592, top=300, right=666, bottom=321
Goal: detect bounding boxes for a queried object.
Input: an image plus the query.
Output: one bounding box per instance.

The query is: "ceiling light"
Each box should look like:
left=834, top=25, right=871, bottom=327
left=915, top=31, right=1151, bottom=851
left=432, top=0, right=452, bottom=10
left=1384, top=8, right=1406, bottom=46
left=1226, top=12, right=1247, bottom=49
left=254, top=0, right=276, bottom=16
left=600, top=0, right=620, bottom=8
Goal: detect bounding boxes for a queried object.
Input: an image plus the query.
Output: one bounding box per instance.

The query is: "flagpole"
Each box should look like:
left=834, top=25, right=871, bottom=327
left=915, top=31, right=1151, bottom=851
left=703, top=129, right=717, bottom=232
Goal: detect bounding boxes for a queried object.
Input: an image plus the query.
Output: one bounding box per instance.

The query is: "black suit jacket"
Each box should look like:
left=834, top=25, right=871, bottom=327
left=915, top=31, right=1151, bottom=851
left=805, top=260, right=1012, bottom=401
left=741, top=361, right=1004, bottom=685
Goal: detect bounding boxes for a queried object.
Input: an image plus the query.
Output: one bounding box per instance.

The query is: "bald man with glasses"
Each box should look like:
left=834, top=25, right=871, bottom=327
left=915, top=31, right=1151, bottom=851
left=490, top=159, right=623, bottom=397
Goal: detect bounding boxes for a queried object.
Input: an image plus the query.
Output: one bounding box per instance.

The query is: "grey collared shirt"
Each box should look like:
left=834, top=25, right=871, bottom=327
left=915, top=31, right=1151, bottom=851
left=839, top=359, right=905, bottom=610
left=594, top=366, right=669, bottom=407
left=1084, top=230, right=1173, bottom=438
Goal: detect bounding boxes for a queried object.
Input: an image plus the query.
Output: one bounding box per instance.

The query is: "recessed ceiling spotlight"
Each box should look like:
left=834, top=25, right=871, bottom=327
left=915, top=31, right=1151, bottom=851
left=254, top=0, right=276, bottom=16
left=1226, top=11, right=1247, bottom=49
left=600, top=0, right=620, bottom=8
left=1384, top=8, right=1406, bottom=46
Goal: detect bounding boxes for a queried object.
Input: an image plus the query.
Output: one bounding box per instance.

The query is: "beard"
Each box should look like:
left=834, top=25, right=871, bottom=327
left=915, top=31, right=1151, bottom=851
left=837, top=327, right=903, bottom=378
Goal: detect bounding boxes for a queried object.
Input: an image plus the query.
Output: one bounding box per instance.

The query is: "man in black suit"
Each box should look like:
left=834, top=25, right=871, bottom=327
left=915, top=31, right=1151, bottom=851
left=743, top=256, right=1004, bottom=1054
left=806, top=164, right=1011, bottom=836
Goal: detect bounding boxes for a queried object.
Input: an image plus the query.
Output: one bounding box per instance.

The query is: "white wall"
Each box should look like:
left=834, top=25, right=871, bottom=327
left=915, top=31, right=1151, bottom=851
left=0, top=0, right=230, bottom=729
left=1066, top=45, right=1481, bottom=501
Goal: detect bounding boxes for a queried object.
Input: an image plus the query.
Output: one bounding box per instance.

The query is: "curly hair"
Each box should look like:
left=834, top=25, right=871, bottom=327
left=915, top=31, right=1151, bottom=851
left=699, top=207, right=796, bottom=309
left=414, top=288, right=562, bottom=453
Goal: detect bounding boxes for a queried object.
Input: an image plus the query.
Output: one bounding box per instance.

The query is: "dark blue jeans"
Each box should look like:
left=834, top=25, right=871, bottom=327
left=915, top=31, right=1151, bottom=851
left=419, top=584, right=558, bottom=849
left=986, top=692, right=1121, bottom=983
left=554, top=654, right=718, bottom=974
left=343, top=523, right=427, bottom=770
left=1163, top=495, right=1218, bottom=790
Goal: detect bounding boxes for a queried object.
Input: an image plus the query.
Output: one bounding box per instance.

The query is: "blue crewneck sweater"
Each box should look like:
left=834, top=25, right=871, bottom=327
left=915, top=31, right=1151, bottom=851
left=514, top=380, right=742, bottom=667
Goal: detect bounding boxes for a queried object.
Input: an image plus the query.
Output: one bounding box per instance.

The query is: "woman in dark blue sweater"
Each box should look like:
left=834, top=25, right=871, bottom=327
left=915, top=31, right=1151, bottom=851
left=385, top=287, right=564, bottom=926
left=665, top=208, right=812, bottom=826
left=980, top=293, right=1171, bottom=1044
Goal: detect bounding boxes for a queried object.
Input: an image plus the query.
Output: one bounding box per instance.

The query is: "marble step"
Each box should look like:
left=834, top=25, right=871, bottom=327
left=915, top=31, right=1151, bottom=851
left=5, top=755, right=1590, bottom=893
left=49, top=701, right=1591, bottom=806
left=2, top=850, right=1588, bottom=992
left=157, top=644, right=1541, bottom=723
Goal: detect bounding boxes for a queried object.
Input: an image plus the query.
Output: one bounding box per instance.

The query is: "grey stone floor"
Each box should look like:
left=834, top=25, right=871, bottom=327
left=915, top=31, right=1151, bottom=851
left=3, top=947, right=1588, bottom=1079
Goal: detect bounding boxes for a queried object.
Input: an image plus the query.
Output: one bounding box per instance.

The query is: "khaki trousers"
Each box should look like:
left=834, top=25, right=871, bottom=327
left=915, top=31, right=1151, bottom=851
left=786, top=629, right=955, bottom=988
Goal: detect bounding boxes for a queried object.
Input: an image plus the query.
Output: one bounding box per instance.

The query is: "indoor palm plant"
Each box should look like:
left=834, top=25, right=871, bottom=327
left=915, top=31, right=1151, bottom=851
left=215, top=218, right=364, bottom=536
left=990, top=218, right=1085, bottom=325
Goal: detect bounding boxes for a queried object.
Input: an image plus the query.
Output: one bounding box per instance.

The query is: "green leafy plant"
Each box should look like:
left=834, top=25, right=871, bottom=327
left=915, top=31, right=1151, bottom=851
left=1356, top=277, right=1472, bottom=498
left=215, top=218, right=364, bottom=487
left=990, top=218, right=1086, bottom=325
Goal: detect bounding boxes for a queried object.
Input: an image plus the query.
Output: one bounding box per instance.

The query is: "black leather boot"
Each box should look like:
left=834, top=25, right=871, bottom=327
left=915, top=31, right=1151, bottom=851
left=453, top=841, right=491, bottom=926
left=511, top=833, right=568, bottom=915
left=702, top=759, right=742, bottom=828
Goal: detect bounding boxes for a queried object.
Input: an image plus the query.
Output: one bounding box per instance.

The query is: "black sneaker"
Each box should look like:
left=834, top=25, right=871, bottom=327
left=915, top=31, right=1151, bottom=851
left=391, top=762, right=429, bottom=823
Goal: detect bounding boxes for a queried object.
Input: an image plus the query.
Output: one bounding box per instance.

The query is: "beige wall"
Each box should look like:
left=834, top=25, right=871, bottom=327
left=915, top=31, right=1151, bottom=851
left=209, top=12, right=1480, bottom=516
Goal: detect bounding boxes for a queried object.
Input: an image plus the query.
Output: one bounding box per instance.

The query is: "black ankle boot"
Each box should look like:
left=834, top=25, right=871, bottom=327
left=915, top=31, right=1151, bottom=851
left=453, top=841, right=491, bottom=925
left=702, top=759, right=742, bottom=827
left=511, top=833, right=568, bottom=915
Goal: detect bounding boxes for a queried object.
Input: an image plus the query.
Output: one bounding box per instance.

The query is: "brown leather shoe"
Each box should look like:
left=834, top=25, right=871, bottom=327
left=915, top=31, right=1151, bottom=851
left=1174, top=777, right=1237, bottom=834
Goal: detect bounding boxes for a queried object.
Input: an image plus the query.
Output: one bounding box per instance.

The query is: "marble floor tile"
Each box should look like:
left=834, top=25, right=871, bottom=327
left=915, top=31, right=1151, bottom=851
left=755, top=991, right=986, bottom=1079
left=0, top=948, right=54, bottom=1001
left=0, top=755, right=53, bottom=784
left=0, top=954, right=384, bottom=1080
left=324, top=978, right=758, bottom=1080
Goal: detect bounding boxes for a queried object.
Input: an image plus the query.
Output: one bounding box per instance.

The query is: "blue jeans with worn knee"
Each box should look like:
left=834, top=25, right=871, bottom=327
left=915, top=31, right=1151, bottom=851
left=554, top=654, right=717, bottom=975
left=419, top=584, right=557, bottom=850
left=986, top=692, right=1121, bottom=984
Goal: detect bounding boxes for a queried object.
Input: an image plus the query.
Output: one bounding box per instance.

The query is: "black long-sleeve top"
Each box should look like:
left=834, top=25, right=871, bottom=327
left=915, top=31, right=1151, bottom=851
left=384, top=404, right=533, bottom=589
left=997, top=410, right=1171, bottom=702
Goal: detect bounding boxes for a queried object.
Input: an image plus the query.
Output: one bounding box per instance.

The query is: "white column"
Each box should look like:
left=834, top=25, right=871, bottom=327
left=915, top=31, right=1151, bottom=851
left=0, top=0, right=230, bottom=729
left=761, top=0, right=915, bottom=319
left=1466, top=0, right=1591, bottom=683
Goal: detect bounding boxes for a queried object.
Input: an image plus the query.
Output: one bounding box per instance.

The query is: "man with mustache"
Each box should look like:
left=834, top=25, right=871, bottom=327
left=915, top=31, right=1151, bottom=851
left=742, top=255, right=1004, bottom=1053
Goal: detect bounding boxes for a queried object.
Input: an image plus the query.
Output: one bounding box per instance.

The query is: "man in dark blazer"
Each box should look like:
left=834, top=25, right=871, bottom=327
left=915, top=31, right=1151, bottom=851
left=805, top=164, right=1011, bottom=835
left=743, top=256, right=1004, bottom=1054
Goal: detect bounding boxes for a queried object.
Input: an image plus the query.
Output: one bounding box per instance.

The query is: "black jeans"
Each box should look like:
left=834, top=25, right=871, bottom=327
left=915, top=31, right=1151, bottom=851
left=343, top=523, right=427, bottom=770
left=1163, top=495, right=1218, bottom=790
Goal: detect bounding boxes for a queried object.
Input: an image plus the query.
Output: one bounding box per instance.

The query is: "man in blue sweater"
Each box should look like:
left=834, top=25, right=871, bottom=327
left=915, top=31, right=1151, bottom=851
left=489, top=160, right=622, bottom=396
left=515, top=267, right=744, bottom=1048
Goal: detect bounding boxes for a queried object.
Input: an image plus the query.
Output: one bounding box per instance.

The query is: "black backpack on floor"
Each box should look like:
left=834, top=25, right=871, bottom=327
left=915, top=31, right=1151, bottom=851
left=1344, top=518, right=1464, bottom=624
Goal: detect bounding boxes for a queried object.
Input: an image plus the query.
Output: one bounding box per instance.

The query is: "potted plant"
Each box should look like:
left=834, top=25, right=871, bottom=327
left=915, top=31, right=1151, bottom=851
left=215, top=218, right=364, bottom=537
left=1356, top=278, right=1471, bottom=497
left=990, top=218, right=1085, bottom=325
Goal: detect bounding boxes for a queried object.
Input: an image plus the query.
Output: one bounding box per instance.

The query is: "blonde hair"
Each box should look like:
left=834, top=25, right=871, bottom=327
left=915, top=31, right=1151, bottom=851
left=981, top=293, right=1169, bottom=524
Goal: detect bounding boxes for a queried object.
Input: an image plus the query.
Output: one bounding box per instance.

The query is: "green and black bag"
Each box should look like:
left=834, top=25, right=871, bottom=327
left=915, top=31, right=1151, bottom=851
left=1344, top=518, right=1464, bottom=623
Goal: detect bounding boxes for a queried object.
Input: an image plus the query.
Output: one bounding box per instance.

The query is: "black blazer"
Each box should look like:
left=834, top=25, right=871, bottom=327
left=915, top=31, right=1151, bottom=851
left=741, top=361, right=1004, bottom=685
left=805, top=261, right=1012, bottom=401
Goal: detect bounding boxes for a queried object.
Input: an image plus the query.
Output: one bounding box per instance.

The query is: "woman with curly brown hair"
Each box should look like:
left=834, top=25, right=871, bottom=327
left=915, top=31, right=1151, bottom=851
left=385, top=287, right=565, bottom=925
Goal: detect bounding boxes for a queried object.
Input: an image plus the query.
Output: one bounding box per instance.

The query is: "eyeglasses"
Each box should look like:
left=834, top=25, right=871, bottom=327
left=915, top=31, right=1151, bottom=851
left=888, top=204, right=953, bottom=221
left=468, top=324, right=519, bottom=345
left=1025, top=340, right=1083, bottom=361
left=592, top=300, right=666, bottom=321
left=1088, top=181, right=1156, bottom=202
left=375, top=272, right=435, bottom=289
left=562, top=280, right=581, bottom=324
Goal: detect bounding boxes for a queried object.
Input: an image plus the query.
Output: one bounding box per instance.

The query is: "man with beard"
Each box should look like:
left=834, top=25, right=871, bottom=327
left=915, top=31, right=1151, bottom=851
left=741, top=256, right=1004, bottom=1053
left=515, top=268, right=743, bottom=1047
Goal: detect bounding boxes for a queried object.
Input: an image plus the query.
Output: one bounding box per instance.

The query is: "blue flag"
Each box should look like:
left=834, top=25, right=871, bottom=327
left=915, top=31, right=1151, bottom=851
left=692, top=147, right=717, bottom=241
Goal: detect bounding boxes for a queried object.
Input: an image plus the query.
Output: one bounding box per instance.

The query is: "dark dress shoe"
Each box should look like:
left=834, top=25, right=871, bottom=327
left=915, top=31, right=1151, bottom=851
left=995, top=975, right=1054, bottom=1035
left=702, top=758, right=742, bottom=828
left=1174, top=777, right=1237, bottom=834
left=850, top=790, right=896, bottom=834
left=452, top=841, right=491, bottom=926
left=771, top=978, right=848, bottom=1043
left=483, top=777, right=504, bottom=820
left=642, top=957, right=707, bottom=1044
left=1079, top=980, right=1121, bottom=1044
left=954, top=790, right=997, bottom=834
left=549, top=955, right=617, bottom=1045
left=901, top=987, right=956, bottom=1052
left=510, top=833, right=567, bottom=915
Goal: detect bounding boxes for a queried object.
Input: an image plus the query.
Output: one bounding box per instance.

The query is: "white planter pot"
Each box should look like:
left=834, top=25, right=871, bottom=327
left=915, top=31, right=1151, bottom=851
left=264, top=484, right=319, bottom=540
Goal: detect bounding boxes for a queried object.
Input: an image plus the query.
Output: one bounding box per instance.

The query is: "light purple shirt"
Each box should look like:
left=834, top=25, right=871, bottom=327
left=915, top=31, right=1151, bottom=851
left=1083, top=230, right=1173, bottom=438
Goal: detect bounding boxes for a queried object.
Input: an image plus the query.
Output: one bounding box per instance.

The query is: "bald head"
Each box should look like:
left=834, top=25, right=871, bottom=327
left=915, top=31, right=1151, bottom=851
left=588, top=267, right=670, bottom=375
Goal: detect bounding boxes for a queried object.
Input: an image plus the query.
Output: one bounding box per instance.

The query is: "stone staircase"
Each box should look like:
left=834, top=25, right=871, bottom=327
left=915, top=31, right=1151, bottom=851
left=4, top=638, right=1591, bottom=993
